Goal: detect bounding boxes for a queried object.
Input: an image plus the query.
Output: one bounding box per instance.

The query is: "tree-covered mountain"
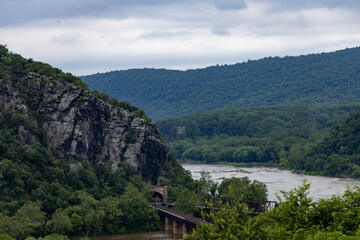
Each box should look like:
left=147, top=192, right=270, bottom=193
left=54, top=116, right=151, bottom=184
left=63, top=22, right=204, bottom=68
left=0, top=45, right=196, bottom=239
left=156, top=105, right=360, bottom=168
left=81, top=47, right=360, bottom=120
left=293, top=110, right=360, bottom=177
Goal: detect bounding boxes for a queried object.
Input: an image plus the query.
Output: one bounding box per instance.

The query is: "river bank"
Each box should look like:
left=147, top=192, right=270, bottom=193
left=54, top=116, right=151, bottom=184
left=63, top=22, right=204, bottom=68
left=182, top=163, right=360, bottom=201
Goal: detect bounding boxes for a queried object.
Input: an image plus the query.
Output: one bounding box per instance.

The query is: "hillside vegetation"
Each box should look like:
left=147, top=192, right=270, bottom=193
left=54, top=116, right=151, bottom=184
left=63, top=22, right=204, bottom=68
left=0, top=45, right=196, bottom=239
left=81, top=47, right=360, bottom=120
left=295, top=110, right=360, bottom=177
left=156, top=105, right=360, bottom=171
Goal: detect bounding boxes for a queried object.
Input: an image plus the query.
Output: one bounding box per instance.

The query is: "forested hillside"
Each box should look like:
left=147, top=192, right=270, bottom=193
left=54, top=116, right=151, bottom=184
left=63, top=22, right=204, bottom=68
left=0, top=45, right=196, bottom=239
left=156, top=105, right=360, bottom=167
left=81, top=47, right=360, bottom=120
left=294, top=110, right=360, bottom=177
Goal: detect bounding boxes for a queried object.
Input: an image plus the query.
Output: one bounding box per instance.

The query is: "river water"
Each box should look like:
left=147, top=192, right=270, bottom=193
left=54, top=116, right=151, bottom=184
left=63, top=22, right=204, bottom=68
left=90, top=231, right=177, bottom=240
left=182, top=163, right=360, bottom=201
left=91, top=164, right=360, bottom=240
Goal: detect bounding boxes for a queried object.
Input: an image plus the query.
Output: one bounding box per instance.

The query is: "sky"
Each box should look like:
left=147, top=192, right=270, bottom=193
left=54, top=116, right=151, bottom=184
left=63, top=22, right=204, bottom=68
left=0, top=0, right=359, bottom=76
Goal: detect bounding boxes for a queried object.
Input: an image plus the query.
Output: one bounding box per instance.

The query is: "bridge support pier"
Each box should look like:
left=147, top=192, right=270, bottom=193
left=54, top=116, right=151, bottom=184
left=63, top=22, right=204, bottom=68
left=174, top=220, right=183, bottom=235
left=165, top=217, right=173, bottom=231
left=175, top=220, right=192, bottom=239
left=155, top=204, right=202, bottom=239
left=183, top=223, right=187, bottom=237
left=164, top=217, right=193, bottom=238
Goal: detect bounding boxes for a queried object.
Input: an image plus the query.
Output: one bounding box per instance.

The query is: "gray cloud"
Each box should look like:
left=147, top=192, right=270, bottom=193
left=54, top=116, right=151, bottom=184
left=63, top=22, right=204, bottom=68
left=211, top=27, right=230, bottom=36
left=51, top=32, right=82, bottom=45
left=0, top=0, right=248, bottom=26
left=1, top=0, right=359, bottom=76
left=212, top=0, right=247, bottom=10
left=140, top=30, right=192, bottom=39
left=253, top=0, right=360, bottom=10
left=1, top=0, right=357, bottom=29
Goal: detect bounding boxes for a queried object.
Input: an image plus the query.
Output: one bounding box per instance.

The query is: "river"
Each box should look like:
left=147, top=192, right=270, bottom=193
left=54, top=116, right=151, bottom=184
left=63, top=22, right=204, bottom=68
left=91, top=164, right=360, bottom=240
left=182, top=163, right=360, bottom=201
left=90, top=231, right=178, bottom=240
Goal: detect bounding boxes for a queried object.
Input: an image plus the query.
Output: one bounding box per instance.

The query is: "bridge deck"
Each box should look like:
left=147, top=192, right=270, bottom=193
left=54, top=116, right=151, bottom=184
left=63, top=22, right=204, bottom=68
left=151, top=204, right=207, bottom=226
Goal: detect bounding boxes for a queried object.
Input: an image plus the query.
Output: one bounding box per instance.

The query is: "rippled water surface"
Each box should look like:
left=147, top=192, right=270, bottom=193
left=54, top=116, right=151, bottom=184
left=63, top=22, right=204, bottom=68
left=182, top=163, right=360, bottom=201
left=90, top=231, right=177, bottom=240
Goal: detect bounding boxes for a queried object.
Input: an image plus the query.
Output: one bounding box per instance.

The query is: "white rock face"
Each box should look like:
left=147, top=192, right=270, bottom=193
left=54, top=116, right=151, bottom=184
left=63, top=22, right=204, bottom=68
left=0, top=73, right=171, bottom=184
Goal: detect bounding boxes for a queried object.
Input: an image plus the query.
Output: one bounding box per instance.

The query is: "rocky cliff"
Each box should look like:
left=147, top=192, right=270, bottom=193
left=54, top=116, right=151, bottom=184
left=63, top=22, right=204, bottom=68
left=0, top=45, right=195, bottom=239
left=0, top=71, right=170, bottom=184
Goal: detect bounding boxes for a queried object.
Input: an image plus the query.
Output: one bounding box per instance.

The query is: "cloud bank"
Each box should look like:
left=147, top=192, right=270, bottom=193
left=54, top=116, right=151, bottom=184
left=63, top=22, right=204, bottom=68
left=0, top=0, right=359, bottom=75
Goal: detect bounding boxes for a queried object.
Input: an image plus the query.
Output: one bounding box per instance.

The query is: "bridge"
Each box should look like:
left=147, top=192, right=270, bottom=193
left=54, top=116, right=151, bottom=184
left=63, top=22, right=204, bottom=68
left=149, top=186, right=278, bottom=238
left=204, top=197, right=278, bottom=216
left=151, top=199, right=278, bottom=238
left=151, top=203, right=207, bottom=239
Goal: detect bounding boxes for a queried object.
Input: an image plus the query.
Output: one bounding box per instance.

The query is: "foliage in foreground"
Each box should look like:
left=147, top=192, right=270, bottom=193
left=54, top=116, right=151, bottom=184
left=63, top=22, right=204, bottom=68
left=175, top=172, right=268, bottom=217
left=218, top=177, right=267, bottom=201
left=189, top=181, right=360, bottom=240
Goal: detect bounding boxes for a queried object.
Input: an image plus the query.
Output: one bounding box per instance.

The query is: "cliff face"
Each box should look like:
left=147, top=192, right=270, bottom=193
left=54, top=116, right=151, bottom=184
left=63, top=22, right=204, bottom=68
left=0, top=73, right=170, bottom=184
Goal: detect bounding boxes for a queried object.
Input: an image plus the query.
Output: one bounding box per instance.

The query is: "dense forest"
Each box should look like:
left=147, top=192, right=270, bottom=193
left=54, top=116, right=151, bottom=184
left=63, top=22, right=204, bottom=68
left=291, top=110, right=360, bottom=177
left=156, top=105, right=360, bottom=170
left=81, top=47, right=360, bottom=120
left=0, top=45, right=198, bottom=239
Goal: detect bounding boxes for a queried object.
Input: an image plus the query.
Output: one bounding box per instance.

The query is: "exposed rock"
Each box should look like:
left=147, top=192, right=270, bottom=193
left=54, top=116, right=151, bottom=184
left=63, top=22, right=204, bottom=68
left=0, top=75, right=171, bottom=184
left=18, top=125, right=37, bottom=146
left=0, top=79, right=28, bottom=114
left=27, top=72, right=41, bottom=79
left=70, top=162, right=83, bottom=171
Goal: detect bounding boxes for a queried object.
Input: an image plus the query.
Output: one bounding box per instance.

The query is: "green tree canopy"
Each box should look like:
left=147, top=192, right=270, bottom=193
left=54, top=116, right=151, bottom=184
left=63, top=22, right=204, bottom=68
left=218, top=177, right=268, bottom=201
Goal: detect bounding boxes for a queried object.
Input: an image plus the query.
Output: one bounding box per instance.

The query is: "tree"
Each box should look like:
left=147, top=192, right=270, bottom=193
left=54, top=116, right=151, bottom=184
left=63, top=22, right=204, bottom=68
left=37, top=234, right=69, bottom=240
left=190, top=198, right=267, bottom=240
left=0, top=213, right=21, bottom=239
left=50, top=209, right=72, bottom=235
left=70, top=212, right=84, bottom=237
left=13, top=202, right=46, bottom=239
left=176, top=189, right=200, bottom=215
left=199, top=170, right=218, bottom=197
left=269, top=180, right=313, bottom=234
left=218, top=177, right=267, bottom=201
left=99, top=197, right=123, bottom=234
left=117, top=183, right=159, bottom=233
left=0, top=233, right=15, bottom=240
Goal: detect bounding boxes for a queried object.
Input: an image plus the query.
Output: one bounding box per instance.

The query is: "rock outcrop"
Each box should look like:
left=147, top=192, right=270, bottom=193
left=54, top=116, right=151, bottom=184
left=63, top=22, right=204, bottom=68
left=0, top=74, right=171, bottom=184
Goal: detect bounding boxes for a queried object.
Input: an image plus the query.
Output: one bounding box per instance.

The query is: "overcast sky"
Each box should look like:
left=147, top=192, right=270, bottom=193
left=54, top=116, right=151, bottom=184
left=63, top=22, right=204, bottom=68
left=0, top=0, right=359, bottom=76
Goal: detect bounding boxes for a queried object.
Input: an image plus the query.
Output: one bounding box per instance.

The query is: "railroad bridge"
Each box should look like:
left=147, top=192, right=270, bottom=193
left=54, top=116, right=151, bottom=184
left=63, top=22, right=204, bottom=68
left=204, top=197, right=279, bottom=216
left=151, top=198, right=278, bottom=239
left=151, top=204, right=206, bottom=239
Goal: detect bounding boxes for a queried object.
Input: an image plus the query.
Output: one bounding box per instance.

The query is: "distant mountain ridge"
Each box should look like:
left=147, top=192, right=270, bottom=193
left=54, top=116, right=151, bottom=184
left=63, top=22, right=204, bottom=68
left=81, top=47, right=360, bottom=120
